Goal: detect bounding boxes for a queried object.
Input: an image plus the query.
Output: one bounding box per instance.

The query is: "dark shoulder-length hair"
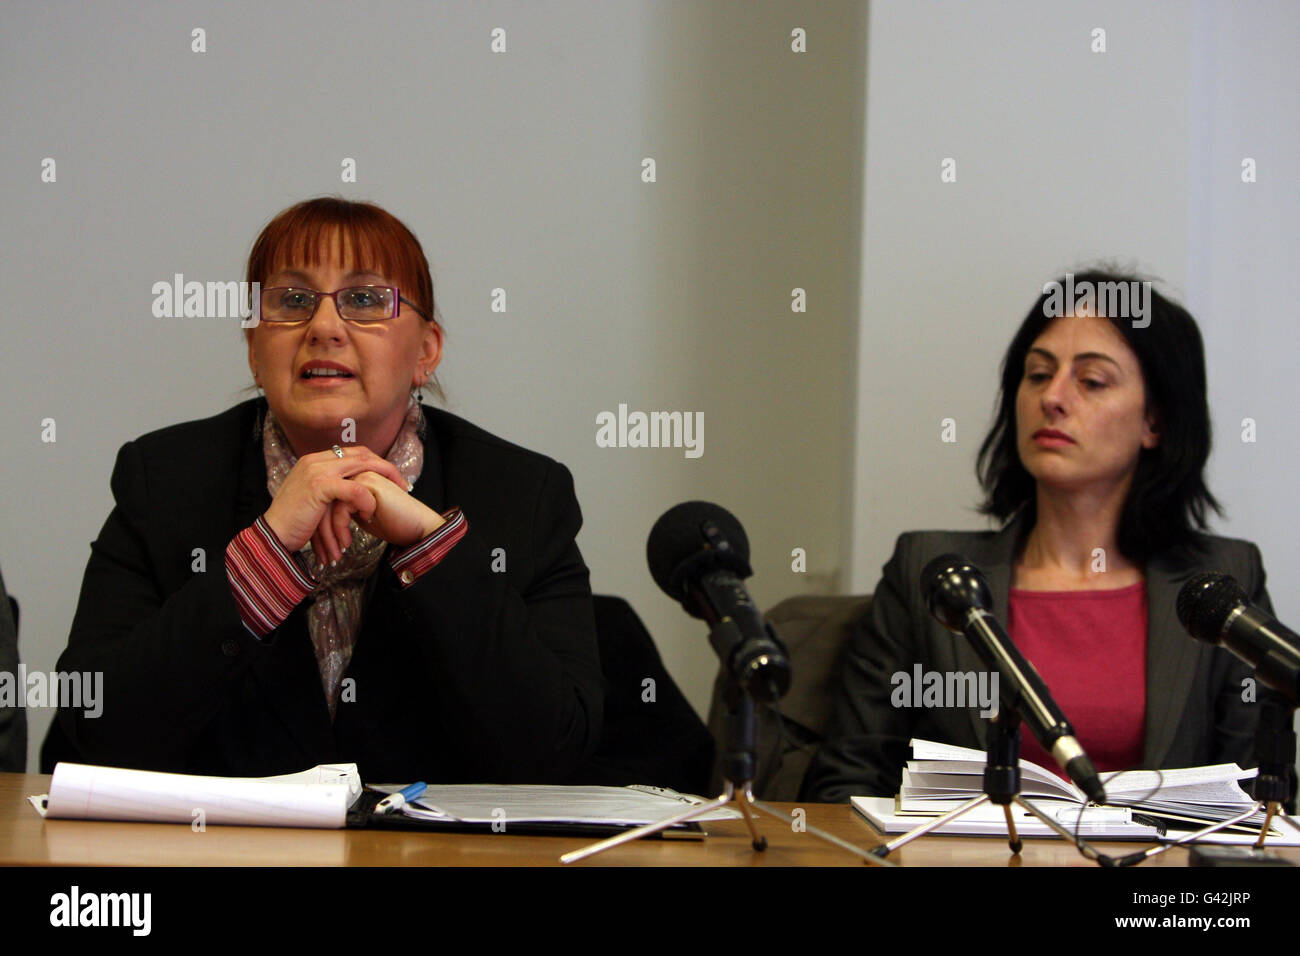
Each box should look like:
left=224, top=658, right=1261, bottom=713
left=976, top=269, right=1222, bottom=563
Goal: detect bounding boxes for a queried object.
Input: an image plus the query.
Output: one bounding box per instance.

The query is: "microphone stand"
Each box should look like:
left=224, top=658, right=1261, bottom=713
left=560, top=646, right=894, bottom=866
left=1252, top=700, right=1300, bottom=848
left=869, top=709, right=1109, bottom=862
left=1102, top=699, right=1300, bottom=866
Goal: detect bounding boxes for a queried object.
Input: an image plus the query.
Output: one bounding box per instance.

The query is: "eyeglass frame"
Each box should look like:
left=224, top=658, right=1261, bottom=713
left=256, top=285, right=430, bottom=323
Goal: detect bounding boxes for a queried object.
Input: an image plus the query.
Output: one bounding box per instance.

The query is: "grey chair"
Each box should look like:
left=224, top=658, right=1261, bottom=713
left=705, top=594, right=871, bottom=801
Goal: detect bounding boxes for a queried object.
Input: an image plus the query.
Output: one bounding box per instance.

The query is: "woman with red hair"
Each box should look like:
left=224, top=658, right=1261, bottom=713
left=44, top=198, right=603, bottom=784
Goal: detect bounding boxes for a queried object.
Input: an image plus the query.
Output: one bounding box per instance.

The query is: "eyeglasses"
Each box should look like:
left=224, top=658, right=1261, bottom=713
left=257, top=286, right=429, bottom=323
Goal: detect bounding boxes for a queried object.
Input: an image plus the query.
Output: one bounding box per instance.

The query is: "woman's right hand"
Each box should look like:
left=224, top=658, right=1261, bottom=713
left=261, top=446, right=408, bottom=565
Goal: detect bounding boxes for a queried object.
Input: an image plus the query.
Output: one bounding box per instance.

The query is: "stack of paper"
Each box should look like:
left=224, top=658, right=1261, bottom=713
left=899, top=739, right=1266, bottom=829
left=850, top=739, right=1300, bottom=844
left=30, top=762, right=362, bottom=829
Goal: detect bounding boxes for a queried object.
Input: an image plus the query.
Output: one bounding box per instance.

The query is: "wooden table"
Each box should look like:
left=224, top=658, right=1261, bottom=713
left=6, top=772, right=1291, bottom=867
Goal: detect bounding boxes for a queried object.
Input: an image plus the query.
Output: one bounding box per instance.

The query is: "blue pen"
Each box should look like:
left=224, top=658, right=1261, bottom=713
left=374, top=781, right=427, bottom=815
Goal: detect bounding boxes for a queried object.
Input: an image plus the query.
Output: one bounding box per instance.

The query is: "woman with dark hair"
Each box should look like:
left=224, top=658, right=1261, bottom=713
left=43, top=197, right=603, bottom=782
left=803, top=271, right=1273, bottom=802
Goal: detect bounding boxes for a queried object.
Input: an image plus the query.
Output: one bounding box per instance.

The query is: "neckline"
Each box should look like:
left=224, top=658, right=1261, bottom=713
left=1009, top=579, right=1147, bottom=598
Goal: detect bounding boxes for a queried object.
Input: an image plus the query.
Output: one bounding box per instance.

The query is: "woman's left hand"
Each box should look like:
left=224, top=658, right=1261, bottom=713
left=323, top=471, right=446, bottom=554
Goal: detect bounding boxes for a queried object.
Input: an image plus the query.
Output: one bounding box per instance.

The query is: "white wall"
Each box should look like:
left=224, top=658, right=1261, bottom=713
left=1185, top=0, right=1300, bottom=627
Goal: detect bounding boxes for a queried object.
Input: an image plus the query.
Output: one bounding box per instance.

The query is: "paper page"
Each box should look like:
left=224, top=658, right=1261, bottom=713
left=895, top=796, right=1132, bottom=825
left=907, top=739, right=1084, bottom=800
left=36, top=762, right=358, bottom=828
left=1101, top=764, right=1254, bottom=804
left=1183, top=829, right=1300, bottom=847
left=263, top=763, right=363, bottom=804
left=902, top=769, right=1077, bottom=801
left=909, top=738, right=1270, bottom=818
left=908, top=758, right=1073, bottom=792
left=910, top=739, right=988, bottom=761
left=852, top=796, right=1160, bottom=840
left=367, top=783, right=741, bottom=825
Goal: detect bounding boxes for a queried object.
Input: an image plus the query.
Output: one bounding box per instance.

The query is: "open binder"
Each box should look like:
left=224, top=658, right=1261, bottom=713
left=348, top=786, right=722, bottom=838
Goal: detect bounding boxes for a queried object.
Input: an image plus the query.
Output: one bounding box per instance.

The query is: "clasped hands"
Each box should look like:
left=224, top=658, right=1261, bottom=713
left=262, top=446, right=445, bottom=565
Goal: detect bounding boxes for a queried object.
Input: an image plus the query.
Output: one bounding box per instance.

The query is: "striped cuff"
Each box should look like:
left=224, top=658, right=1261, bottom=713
left=388, top=507, right=468, bottom=587
left=225, top=517, right=317, bottom=639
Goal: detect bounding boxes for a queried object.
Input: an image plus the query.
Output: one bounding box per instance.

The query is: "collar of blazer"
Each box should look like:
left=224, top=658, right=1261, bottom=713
left=946, top=509, right=1202, bottom=772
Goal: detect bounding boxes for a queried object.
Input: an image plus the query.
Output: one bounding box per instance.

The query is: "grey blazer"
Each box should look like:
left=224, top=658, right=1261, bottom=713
left=801, top=515, right=1272, bottom=802
left=0, top=564, right=26, bottom=772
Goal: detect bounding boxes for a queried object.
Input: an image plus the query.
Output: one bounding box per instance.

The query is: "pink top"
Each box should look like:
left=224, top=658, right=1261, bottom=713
left=1007, top=580, right=1147, bottom=777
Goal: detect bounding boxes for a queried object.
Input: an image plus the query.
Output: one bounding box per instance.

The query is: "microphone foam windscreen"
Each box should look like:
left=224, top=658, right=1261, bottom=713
left=646, top=501, right=752, bottom=601
left=1176, top=572, right=1248, bottom=643
left=918, top=553, right=992, bottom=629
left=920, top=553, right=968, bottom=605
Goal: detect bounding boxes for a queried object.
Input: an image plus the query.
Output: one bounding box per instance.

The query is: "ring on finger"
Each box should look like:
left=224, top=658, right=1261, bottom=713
left=331, top=444, right=345, bottom=459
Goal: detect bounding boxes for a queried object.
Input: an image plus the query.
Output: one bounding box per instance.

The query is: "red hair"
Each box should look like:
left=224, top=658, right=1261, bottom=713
left=246, top=197, right=438, bottom=329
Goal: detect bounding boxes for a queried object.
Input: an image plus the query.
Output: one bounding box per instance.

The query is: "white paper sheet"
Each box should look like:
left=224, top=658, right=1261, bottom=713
left=30, top=762, right=361, bottom=829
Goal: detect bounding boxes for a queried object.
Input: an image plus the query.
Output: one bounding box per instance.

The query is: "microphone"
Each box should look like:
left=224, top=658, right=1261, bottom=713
left=1176, top=573, right=1300, bottom=704
left=647, top=502, right=791, bottom=702
left=921, top=554, right=1107, bottom=805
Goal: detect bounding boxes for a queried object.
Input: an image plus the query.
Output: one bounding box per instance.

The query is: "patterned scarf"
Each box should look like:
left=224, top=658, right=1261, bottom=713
left=261, top=398, right=425, bottom=719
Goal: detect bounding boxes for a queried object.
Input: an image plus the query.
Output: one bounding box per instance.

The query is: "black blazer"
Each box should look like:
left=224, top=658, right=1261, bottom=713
left=43, top=398, right=603, bottom=783
left=802, top=515, right=1273, bottom=802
